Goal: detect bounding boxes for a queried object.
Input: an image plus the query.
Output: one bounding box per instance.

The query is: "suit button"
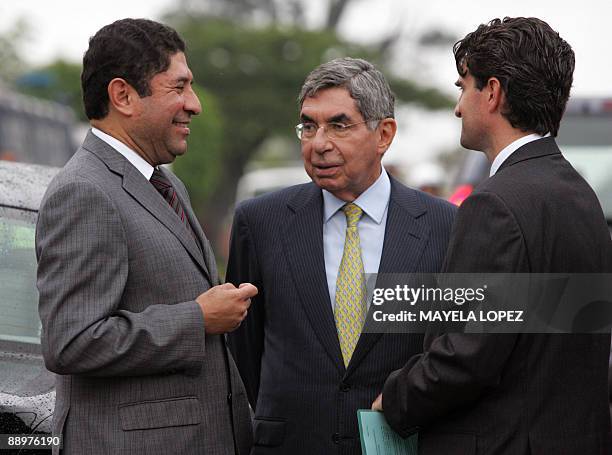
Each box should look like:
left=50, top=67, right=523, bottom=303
left=332, top=433, right=341, bottom=444
left=227, top=393, right=232, bottom=403
left=340, top=382, right=350, bottom=392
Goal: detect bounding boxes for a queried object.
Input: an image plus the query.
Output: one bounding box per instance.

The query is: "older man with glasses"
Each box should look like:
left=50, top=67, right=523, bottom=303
left=226, top=57, right=456, bottom=454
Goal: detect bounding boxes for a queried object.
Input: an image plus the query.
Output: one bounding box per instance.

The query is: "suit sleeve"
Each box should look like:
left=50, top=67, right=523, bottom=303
left=36, top=180, right=206, bottom=377
left=226, top=204, right=265, bottom=407
left=382, top=191, right=525, bottom=436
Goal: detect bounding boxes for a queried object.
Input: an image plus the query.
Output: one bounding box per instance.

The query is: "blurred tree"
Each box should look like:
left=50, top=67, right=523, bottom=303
left=16, top=60, right=85, bottom=121
left=0, top=18, right=30, bottom=84
left=164, top=11, right=454, bottom=255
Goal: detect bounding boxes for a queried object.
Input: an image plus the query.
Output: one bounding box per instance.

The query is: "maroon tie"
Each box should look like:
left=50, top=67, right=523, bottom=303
left=150, top=168, right=198, bottom=244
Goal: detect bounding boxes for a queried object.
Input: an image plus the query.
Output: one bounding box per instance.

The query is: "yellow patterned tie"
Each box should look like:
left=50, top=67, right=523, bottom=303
left=335, top=203, right=366, bottom=367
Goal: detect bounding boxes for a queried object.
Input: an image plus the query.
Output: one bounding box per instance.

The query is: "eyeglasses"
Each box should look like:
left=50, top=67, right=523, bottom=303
left=295, top=119, right=378, bottom=141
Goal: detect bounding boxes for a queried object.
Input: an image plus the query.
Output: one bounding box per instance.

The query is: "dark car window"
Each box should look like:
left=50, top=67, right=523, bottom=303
left=0, top=207, right=41, bottom=344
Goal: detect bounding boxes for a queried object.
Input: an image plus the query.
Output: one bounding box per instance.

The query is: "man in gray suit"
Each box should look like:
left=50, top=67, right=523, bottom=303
left=36, top=19, right=256, bottom=455
left=227, top=58, right=456, bottom=454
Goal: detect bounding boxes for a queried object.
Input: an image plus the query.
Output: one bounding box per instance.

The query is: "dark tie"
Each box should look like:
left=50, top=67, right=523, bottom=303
left=150, top=168, right=197, bottom=242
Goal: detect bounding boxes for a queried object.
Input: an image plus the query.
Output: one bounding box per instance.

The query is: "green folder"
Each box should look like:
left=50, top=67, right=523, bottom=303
left=357, top=410, right=418, bottom=455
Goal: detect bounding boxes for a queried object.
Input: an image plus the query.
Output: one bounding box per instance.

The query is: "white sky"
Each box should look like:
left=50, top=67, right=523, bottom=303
left=2, top=0, right=610, bottom=96
left=1, top=0, right=610, bottom=169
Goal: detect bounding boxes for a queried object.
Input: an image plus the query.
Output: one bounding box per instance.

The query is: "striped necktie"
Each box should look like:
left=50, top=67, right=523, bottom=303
left=150, top=168, right=197, bottom=241
left=334, top=203, right=367, bottom=367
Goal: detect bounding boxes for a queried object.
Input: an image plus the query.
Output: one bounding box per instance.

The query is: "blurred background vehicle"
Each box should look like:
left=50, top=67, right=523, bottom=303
left=447, top=97, right=612, bottom=234
left=0, top=85, right=78, bottom=166
left=235, top=164, right=310, bottom=203
left=0, top=160, right=58, bottom=454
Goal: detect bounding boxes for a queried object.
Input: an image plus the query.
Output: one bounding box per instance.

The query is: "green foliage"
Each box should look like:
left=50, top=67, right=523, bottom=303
left=0, top=18, right=30, bottom=83
left=17, top=60, right=85, bottom=121
left=170, top=16, right=377, bottom=165
left=163, top=14, right=454, bottom=251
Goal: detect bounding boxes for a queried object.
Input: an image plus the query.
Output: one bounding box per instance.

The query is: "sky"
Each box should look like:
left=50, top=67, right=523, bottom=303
left=1, top=0, right=610, bottom=170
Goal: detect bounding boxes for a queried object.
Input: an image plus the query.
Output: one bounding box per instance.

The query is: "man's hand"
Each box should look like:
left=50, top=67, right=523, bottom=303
left=371, top=393, right=383, bottom=411
left=196, top=283, right=258, bottom=334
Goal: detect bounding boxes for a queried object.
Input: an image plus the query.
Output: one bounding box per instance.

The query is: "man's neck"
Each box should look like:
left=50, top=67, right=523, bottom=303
left=485, top=128, right=535, bottom=163
left=90, top=119, right=154, bottom=166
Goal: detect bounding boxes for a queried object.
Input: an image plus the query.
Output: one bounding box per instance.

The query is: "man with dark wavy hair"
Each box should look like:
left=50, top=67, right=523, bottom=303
left=374, top=17, right=612, bottom=454
left=37, top=18, right=255, bottom=455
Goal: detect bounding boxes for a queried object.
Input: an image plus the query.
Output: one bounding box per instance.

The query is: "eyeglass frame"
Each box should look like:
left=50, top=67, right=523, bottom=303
left=294, top=118, right=382, bottom=141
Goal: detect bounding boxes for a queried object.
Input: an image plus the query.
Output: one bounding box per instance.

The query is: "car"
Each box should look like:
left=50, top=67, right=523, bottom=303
left=0, top=160, right=59, bottom=453
left=448, top=97, right=612, bottom=234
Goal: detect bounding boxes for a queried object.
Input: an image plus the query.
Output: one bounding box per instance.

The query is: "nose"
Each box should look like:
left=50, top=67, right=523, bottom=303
left=454, top=103, right=461, bottom=118
left=311, top=126, right=332, bottom=154
left=185, top=85, right=202, bottom=116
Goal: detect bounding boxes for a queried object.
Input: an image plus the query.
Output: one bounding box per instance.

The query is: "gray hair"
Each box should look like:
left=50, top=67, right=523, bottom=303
left=298, top=57, right=395, bottom=129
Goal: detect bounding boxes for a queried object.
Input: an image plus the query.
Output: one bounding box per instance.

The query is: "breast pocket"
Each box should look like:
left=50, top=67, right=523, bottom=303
left=253, top=417, right=287, bottom=447
left=119, top=396, right=201, bottom=431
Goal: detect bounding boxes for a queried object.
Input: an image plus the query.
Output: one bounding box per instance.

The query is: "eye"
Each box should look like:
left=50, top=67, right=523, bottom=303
left=328, top=122, right=347, bottom=132
left=302, top=123, right=318, bottom=133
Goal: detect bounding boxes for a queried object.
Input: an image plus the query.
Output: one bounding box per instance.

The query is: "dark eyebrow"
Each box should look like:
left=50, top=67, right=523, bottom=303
left=299, top=113, right=352, bottom=123
left=328, top=113, right=351, bottom=123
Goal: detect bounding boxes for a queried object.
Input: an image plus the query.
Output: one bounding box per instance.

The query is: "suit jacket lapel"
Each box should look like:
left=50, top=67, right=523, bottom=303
left=83, top=131, right=211, bottom=282
left=161, top=168, right=217, bottom=284
left=282, top=184, right=345, bottom=374
left=346, top=179, right=430, bottom=376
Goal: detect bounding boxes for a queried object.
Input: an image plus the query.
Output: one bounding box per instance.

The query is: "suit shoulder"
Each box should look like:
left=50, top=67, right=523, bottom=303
left=235, top=182, right=315, bottom=215
left=416, top=189, right=457, bottom=216
left=391, top=179, right=457, bottom=218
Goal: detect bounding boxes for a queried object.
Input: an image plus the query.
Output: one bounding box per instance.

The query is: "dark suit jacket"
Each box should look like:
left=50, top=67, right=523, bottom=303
left=36, top=132, right=252, bottom=455
left=383, top=138, right=612, bottom=454
left=226, top=177, right=456, bottom=454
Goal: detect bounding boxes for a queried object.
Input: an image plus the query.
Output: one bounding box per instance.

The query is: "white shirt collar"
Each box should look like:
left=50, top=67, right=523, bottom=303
left=489, top=133, right=551, bottom=177
left=323, top=167, right=391, bottom=224
left=91, top=127, right=155, bottom=180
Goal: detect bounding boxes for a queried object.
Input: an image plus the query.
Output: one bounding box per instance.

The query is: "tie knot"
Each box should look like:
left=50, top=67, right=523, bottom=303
left=342, top=203, right=363, bottom=228
left=150, top=168, right=172, bottom=192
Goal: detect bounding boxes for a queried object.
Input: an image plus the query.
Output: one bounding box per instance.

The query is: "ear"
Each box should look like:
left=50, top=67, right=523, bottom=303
left=376, top=118, right=397, bottom=155
left=107, top=78, right=139, bottom=117
left=486, top=77, right=504, bottom=114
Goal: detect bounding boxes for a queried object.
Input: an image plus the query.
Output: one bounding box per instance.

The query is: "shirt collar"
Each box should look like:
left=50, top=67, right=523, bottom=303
left=91, top=127, right=155, bottom=180
left=489, top=133, right=551, bottom=177
left=323, top=167, right=391, bottom=224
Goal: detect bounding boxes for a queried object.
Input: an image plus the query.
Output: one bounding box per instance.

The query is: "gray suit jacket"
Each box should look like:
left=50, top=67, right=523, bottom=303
left=36, top=131, right=252, bottom=455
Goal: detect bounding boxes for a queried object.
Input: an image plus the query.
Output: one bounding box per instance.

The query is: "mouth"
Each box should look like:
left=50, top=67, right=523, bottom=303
left=172, top=120, right=191, bottom=134
left=312, top=163, right=341, bottom=177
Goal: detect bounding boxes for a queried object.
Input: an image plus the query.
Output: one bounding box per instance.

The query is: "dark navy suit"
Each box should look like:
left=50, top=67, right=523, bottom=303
left=227, top=176, right=456, bottom=454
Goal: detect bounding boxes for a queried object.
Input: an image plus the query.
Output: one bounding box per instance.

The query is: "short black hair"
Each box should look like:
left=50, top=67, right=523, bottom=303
left=81, top=18, right=185, bottom=120
left=454, top=17, right=574, bottom=136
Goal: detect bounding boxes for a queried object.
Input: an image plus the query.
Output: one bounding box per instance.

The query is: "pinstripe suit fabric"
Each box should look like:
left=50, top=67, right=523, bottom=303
left=36, top=131, right=252, bottom=455
left=226, top=178, right=456, bottom=454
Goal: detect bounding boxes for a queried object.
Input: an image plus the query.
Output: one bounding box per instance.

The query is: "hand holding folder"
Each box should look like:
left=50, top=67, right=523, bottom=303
left=358, top=410, right=418, bottom=455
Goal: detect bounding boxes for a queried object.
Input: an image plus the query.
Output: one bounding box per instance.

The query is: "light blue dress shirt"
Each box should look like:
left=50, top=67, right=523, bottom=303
left=322, top=168, right=390, bottom=310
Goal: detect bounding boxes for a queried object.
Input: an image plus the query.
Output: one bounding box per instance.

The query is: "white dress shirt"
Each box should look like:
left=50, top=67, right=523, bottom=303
left=490, top=133, right=550, bottom=177
left=91, top=127, right=154, bottom=180
left=323, top=168, right=390, bottom=310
